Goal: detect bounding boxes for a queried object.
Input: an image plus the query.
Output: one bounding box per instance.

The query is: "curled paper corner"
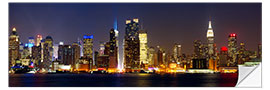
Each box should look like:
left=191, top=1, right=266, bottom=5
left=236, top=63, right=261, bottom=87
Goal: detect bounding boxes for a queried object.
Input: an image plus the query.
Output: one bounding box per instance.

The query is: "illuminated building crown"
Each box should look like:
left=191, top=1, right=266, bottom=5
left=207, top=21, right=214, bottom=38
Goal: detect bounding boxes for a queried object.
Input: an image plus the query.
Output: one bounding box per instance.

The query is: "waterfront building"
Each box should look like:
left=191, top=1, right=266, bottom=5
left=124, top=18, right=140, bottom=70
left=9, top=27, right=20, bottom=69
left=192, top=59, right=207, bottom=69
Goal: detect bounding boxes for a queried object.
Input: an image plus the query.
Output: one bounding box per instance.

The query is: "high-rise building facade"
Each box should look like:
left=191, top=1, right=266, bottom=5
left=228, top=33, right=237, bottom=66
left=148, top=46, right=155, bottom=66
left=83, top=35, right=94, bottom=69
left=206, top=21, right=215, bottom=58
left=173, top=43, right=181, bottom=63
left=9, top=27, right=20, bottom=69
left=124, top=18, right=140, bottom=70
left=193, top=40, right=204, bottom=59
left=139, top=30, right=148, bottom=64
left=42, top=36, right=54, bottom=70
left=36, top=34, right=42, bottom=46
left=109, top=28, right=118, bottom=69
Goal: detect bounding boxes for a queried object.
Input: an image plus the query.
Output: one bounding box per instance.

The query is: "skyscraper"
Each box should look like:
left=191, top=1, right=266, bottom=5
left=36, top=34, right=42, bottom=46
left=124, top=18, right=140, bottom=70
left=173, top=43, right=181, bottom=63
left=139, top=30, right=148, bottom=64
left=83, top=35, right=94, bottom=70
left=148, top=46, right=155, bottom=66
left=228, top=33, right=237, bottom=66
left=109, top=28, right=118, bottom=70
left=193, top=40, right=204, bottom=59
left=42, top=36, right=54, bottom=70
left=206, top=20, right=215, bottom=58
left=9, top=27, right=20, bottom=69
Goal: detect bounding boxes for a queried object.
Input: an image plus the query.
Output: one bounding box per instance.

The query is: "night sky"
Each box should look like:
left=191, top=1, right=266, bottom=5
left=9, top=3, right=261, bottom=55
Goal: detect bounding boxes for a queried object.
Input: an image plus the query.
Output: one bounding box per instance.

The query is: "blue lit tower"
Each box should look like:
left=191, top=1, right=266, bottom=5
left=124, top=18, right=140, bottom=70
left=83, top=35, right=94, bottom=69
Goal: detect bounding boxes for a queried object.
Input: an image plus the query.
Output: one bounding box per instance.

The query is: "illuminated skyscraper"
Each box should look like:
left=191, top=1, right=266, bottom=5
left=32, top=45, right=41, bottom=67
left=228, top=33, right=237, bottom=66
left=148, top=46, right=155, bottom=66
left=99, top=42, right=105, bottom=55
left=9, top=27, right=20, bottom=69
left=124, top=18, right=140, bottom=70
left=173, top=43, right=181, bottom=63
left=139, top=30, right=148, bottom=64
left=219, top=46, right=229, bottom=67
left=36, top=34, right=42, bottom=46
left=83, top=35, right=94, bottom=69
left=193, top=40, right=204, bottom=59
left=42, top=36, right=54, bottom=70
left=206, top=20, right=215, bottom=58
left=108, top=28, right=118, bottom=70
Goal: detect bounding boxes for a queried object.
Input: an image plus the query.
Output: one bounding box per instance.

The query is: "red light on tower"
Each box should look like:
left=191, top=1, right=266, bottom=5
left=221, top=46, right=228, bottom=51
left=230, top=33, right=236, bottom=37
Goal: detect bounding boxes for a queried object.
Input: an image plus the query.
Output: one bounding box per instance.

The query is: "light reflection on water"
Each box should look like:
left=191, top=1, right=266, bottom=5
left=9, top=73, right=238, bottom=87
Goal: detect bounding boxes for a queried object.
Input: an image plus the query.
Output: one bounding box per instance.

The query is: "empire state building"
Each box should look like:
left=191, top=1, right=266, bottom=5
left=207, top=20, right=215, bottom=57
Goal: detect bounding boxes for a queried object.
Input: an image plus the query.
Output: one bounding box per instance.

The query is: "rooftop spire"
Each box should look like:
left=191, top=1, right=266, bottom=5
left=208, top=21, right=212, bottom=29
left=12, top=27, right=16, bottom=32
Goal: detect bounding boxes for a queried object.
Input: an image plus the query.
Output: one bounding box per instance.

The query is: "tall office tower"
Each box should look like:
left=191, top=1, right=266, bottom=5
left=109, top=28, right=118, bottom=69
left=72, top=42, right=81, bottom=67
left=139, top=30, right=148, bottom=64
left=206, top=20, right=215, bottom=58
left=40, top=39, right=45, bottom=67
left=53, top=43, right=59, bottom=60
left=157, top=46, right=165, bottom=67
left=28, top=37, right=35, bottom=45
left=219, top=46, right=229, bottom=67
left=228, top=33, right=237, bottom=66
left=27, top=37, right=35, bottom=56
left=36, top=34, right=42, bottom=46
left=124, top=18, right=140, bottom=70
left=42, top=36, right=54, bottom=70
left=99, top=42, right=105, bottom=55
left=77, top=38, right=84, bottom=57
left=59, top=45, right=75, bottom=66
left=258, top=44, right=262, bottom=59
left=83, top=35, right=94, bottom=69
left=148, top=46, right=155, bottom=66
left=173, top=43, right=181, bottom=63
left=193, top=40, right=204, bottom=59
left=9, top=27, right=20, bottom=69
left=237, top=42, right=246, bottom=64
left=32, top=45, right=41, bottom=67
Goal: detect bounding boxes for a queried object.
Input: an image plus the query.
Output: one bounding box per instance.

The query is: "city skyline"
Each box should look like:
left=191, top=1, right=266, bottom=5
left=9, top=3, right=261, bottom=55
